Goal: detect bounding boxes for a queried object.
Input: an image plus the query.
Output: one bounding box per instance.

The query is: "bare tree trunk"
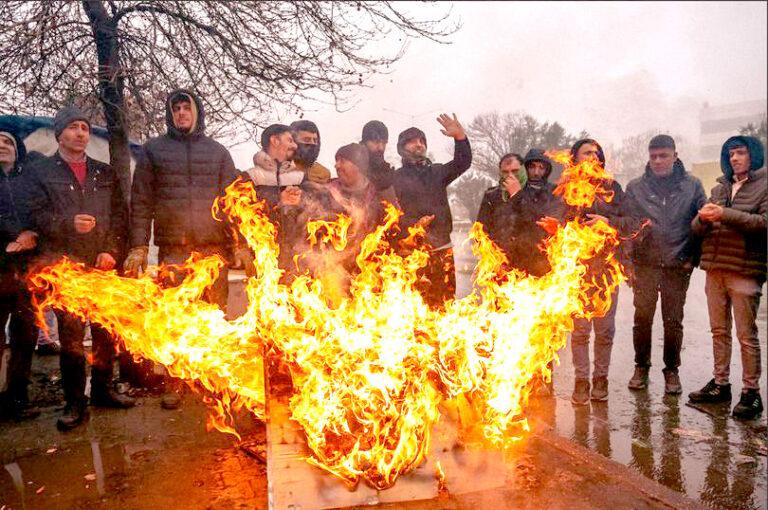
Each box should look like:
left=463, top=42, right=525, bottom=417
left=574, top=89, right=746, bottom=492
left=82, top=0, right=131, bottom=201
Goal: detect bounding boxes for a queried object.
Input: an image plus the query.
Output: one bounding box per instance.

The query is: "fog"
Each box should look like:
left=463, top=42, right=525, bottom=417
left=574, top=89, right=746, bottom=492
left=228, top=1, right=767, bottom=171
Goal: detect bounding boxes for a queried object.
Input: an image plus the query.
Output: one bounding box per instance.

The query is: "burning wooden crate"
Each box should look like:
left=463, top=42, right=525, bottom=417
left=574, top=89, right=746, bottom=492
left=264, top=357, right=507, bottom=509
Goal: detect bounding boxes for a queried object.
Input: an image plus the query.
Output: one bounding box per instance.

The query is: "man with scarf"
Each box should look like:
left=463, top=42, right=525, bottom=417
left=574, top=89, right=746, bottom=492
left=476, top=153, right=525, bottom=256
left=689, top=135, right=766, bottom=420
left=625, top=135, right=706, bottom=395
left=564, top=139, right=641, bottom=405
left=289, top=120, right=331, bottom=186
left=0, top=127, right=40, bottom=421
left=392, top=113, right=472, bottom=308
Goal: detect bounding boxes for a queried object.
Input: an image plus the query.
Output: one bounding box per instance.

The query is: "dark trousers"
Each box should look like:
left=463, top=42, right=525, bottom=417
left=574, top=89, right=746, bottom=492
left=0, top=289, right=38, bottom=403
left=158, top=245, right=229, bottom=312
left=632, top=264, right=692, bottom=372
left=56, top=310, right=116, bottom=406
left=416, top=247, right=456, bottom=308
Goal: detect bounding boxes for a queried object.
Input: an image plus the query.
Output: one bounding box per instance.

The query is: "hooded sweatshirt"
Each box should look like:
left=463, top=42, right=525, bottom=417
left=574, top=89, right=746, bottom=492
left=500, top=149, right=566, bottom=277
left=692, top=135, right=767, bottom=281
left=1, top=129, right=32, bottom=276
left=130, top=89, right=238, bottom=250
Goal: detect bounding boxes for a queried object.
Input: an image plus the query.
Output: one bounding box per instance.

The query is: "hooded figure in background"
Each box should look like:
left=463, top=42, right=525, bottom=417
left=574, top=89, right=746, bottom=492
left=689, top=135, right=766, bottom=420
left=501, top=148, right=565, bottom=278
left=0, top=127, right=41, bottom=421
left=125, top=89, right=241, bottom=411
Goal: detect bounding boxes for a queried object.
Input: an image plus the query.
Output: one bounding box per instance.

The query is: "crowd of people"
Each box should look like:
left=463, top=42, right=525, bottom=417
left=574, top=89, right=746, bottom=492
left=0, top=89, right=765, bottom=434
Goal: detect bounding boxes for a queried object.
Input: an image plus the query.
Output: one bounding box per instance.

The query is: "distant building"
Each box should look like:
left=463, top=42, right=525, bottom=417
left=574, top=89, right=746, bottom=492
left=698, top=99, right=767, bottom=162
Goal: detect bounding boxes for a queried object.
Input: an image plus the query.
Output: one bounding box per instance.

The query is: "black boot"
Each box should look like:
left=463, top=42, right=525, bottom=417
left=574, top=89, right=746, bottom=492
left=57, top=401, right=89, bottom=431
left=90, top=386, right=136, bottom=409
left=732, top=389, right=764, bottom=420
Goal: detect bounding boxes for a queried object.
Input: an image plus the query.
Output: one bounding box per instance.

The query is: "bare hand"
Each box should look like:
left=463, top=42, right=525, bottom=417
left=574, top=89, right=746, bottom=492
left=15, top=230, right=38, bottom=250
left=95, top=252, right=116, bottom=270
left=437, top=113, right=466, bottom=140
left=698, top=203, right=723, bottom=222
left=536, top=216, right=560, bottom=235
left=5, top=242, right=22, bottom=253
left=280, top=186, right=302, bottom=207
left=502, top=176, right=521, bottom=197
left=74, top=214, right=96, bottom=234
left=584, top=213, right=610, bottom=226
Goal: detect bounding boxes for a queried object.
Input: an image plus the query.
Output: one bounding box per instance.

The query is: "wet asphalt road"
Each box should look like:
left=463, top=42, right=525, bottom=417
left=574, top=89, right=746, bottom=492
left=451, top=229, right=768, bottom=510
left=0, top=229, right=765, bottom=509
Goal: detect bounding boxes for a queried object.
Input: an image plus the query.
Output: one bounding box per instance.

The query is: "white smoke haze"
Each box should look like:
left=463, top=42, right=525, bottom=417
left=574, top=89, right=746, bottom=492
left=227, top=2, right=767, bottom=173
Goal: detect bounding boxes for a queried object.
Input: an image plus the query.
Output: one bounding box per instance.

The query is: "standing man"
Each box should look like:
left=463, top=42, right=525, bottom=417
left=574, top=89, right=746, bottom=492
left=360, top=120, right=398, bottom=204
left=625, top=134, right=706, bottom=394
left=24, top=106, right=134, bottom=430
left=504, top=149, right=566, bottom=278
left=688, top=136, right=766, bottom=420
left=289, top=120, right=331, bottom=185
left=125, top=89, right=243, bottom=409
left=476, top=153, right=524, bottom=253
left=392, top=114, right=472, bottom=307
left=565, top=139, right=640, bottom=405
left=0, top=128, right=40, bottom=420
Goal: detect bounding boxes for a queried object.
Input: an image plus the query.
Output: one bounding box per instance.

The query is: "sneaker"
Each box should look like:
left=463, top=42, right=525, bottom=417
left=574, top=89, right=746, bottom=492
left=688, top=379, right=732, bottom=404
left=628, top=366, right=649, bottom=390
left=664, top=370, right=682, bottom=395
left=56, top=402, right=89, bottom=431
left=732, top=389, right=764, bottom=420
left=571, top=379, right=590, bottom=406
left=591, top=377, right=609, bottom=401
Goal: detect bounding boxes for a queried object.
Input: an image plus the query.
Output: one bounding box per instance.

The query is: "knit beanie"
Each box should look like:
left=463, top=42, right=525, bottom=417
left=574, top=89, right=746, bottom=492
left=53, top=106, right=91, bottom=140
left=362, top=120, right=389, bottom=143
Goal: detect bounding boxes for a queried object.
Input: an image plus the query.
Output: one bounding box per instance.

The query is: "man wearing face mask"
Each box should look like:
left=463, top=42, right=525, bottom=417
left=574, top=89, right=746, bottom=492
left=392, top=114, right=472, bottom=308
left=476, top=153, right=525, bottom=256
left=125, top=90, right=241, bottom=410
left=289, top=120, right=331, bottom=186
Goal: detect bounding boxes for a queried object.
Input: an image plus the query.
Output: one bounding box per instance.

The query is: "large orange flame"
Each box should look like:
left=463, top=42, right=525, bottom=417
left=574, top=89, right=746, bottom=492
left=28, top=153, right=624, bottom=489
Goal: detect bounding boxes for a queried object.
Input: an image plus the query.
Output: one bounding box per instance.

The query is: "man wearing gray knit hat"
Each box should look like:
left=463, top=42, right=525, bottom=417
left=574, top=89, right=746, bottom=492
left=53, top=106, right=91, bottom=141
left=23, top=103, right=134, bottom=430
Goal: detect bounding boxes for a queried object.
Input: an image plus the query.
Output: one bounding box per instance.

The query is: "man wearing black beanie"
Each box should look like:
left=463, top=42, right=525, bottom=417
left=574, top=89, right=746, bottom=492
left=360, top=120, right=397, bottom=203
left=392, top=113, right=472, bottom=308
left=625, top=134, right=706, bottom=395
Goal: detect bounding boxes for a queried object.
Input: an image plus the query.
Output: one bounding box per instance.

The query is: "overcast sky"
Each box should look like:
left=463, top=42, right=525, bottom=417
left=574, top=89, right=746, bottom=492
left=228, top=1, right=767, bottom=171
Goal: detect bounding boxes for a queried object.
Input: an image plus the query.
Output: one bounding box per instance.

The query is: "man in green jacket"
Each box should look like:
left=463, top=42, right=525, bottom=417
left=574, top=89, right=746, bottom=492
left=688, top=135, right=766, bottom=420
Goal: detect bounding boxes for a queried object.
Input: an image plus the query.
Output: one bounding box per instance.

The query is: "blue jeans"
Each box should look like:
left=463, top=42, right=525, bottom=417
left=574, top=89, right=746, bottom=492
left=571, top=287, right=619, bottom=380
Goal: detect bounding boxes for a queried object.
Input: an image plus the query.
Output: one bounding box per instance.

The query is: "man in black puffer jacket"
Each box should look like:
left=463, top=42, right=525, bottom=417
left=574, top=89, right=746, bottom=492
left=625, top=134, right=706, bottom=395
left=392, top=113, right=472, bottom=308
left=688, top=135, right=766, bottom=420
left=125, top=89, right=243, bottom=309
left=125, top=90, right=242, bottom=410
